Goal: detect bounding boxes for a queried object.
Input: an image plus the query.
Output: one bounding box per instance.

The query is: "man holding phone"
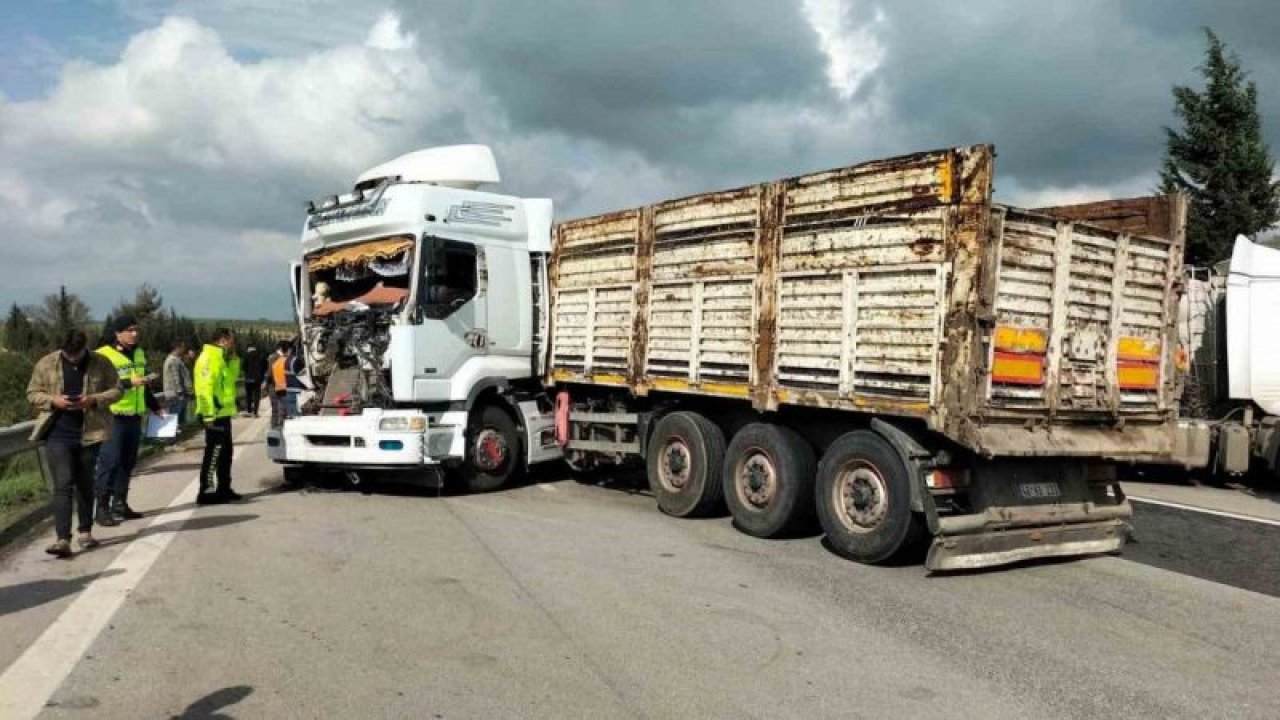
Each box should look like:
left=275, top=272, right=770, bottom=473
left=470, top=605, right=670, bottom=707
left=27, top=329, right=122, bottom=556
left=93, top=315, right=165, bottom=526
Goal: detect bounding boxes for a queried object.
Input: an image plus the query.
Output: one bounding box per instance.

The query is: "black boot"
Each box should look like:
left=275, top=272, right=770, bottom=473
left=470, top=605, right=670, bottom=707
left=196, top=485, right=223, bottom=505
left=96, top=496, right=119, bottom=527
left=216, top=487, right=243, bottom=502
left=117, top=495, right=143, bottom=520
left=110, top=496, right=127, bottom=524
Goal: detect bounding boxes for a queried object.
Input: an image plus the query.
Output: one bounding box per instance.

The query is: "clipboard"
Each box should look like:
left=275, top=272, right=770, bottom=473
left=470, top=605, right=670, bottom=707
left=146, top=413, right=178, bottom=439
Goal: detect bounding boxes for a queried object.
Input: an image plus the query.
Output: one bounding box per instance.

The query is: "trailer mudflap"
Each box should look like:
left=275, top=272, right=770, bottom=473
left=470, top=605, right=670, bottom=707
left=926, top=516, right=1128, bottom=571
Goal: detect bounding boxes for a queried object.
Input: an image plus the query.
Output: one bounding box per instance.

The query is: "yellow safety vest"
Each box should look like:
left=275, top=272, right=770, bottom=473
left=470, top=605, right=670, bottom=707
left=96, top=345, right=148, bottom=416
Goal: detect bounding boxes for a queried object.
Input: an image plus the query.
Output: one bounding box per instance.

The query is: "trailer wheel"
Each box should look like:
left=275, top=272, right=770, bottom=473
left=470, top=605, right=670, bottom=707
left=723, top=423, right=816, bottom=538
left=647, top=411, right=726, bottom=517
left=458, top=404, right=521, bottom=493
left=815, top=430, right=926, bottom=564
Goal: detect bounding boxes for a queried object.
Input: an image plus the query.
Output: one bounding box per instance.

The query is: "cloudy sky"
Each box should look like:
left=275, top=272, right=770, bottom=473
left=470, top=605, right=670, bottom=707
left=2, top=1, right=1278, bottom=320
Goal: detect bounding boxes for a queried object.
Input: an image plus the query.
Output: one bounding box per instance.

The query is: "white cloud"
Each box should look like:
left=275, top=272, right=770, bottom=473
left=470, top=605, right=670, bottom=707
left=0, top=12, right=464, bottom=318
left=801, top=0, right=887, bottom=101
left=1, top=15, right=444, bottom=178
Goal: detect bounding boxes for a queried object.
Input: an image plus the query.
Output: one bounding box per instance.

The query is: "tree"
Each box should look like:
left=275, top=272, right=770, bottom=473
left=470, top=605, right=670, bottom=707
left=111, top=283, right=164, bottom=324
left=0, top=351, right=35, bottom=425
left=2, top=304, right=39, bottom=355
left=26, top=286, right=92, bottom=347
left=1160, top=29, right=1280, bottom=266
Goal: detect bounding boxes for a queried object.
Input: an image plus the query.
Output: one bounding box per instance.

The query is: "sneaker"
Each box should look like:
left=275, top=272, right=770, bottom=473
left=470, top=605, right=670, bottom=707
left=216, top=489, right=244, bottom=502
left=45, top=539, right=73, bottom=558
left=119, top=505, right=143, bottom=520
left=196, top=493, right=226, bottom=506
left=76, top=533, right=100, bottom=550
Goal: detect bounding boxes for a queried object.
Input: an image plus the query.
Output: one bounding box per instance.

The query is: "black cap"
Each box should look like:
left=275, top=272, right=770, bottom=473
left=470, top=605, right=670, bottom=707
left=112, top=315, right=139, bottom=333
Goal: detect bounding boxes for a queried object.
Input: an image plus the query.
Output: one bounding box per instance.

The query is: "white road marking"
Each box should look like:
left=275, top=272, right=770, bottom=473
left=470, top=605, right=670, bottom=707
left=1129, top=495, right=1280, bottom=528
left=537, top=482, right=559, bottom=493
left=0, top=418, right=265, bottom=720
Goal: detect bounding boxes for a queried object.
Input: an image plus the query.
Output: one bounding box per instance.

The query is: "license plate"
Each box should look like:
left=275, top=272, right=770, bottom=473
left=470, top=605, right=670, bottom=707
left=1018, top=481, right=1061, bottom=500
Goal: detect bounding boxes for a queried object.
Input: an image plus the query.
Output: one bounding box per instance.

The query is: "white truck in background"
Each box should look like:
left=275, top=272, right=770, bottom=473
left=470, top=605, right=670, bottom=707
left=268, top=144, right=1195, bottom=571
left=1171, top=235, right=1280, bottom=479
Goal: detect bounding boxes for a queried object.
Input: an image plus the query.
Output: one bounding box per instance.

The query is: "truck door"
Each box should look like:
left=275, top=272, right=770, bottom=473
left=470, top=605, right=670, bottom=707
left=411, top=235, right=488, bottom=400
left=289, top=260, right=305, bottom=331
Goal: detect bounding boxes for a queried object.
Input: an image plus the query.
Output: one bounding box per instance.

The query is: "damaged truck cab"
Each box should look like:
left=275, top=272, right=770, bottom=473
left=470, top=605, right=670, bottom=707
left=267, top=146, right=561, bottom=490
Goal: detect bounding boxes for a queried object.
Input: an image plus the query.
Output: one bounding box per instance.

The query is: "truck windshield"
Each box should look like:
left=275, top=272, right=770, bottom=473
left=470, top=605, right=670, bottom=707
left=420, top=236, right=478, bottom=319
left=305, top=235, right=414, bottom=317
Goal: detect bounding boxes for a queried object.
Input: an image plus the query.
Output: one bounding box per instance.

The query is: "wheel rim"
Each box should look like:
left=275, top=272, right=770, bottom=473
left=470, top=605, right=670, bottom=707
left=658, top=438, right=692, bottom=492
left=735, top=448, right=777, bottom=510
left=473, top=427, right=508, bottom=473
left=833, top=460, right=888, bottom=533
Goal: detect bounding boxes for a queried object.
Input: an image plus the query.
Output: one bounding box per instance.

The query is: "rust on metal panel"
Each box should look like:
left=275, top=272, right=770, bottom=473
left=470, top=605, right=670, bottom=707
left=770, top=387, right=930, bottom=417
left=1032, top=196, right=1177, bottom=239
left=1159, top=194, right=1188, bottom=411
left=628, top=207, right=654, bottom=392
left=752, top=181, right=784, bottom=411
left=935, top=145, right=994, bottom=435
left=1040, top=221, right=1074, bottom=418
left=1104, top=233, right=1132, bottom=414
left=543, top=224, right=565, bottom=385
left=969, top=421, right=1174, bottom=459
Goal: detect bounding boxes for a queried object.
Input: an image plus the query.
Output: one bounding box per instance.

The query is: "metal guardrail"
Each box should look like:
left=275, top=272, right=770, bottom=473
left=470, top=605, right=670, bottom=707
left=0, top=392, right=174, bottom=464
left=0, top=421, right=39, bottom=463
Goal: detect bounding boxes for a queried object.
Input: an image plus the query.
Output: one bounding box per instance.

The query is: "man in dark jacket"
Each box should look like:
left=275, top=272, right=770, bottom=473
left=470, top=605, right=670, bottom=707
left=240, top=345, right=267, bottom=417
left=27, top=329, right=122, bottom=556
left=93, top=315, right=164, bottom=526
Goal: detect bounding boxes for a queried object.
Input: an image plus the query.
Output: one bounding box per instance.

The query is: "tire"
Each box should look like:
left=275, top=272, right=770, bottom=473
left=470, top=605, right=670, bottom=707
left=723, top=423, right=816, bottom=538
left=815, top=430, right=928, bottom=565
left=282, top=466, right=306, bottom=487
left=646, top=411, right=726, bottom=517
left=457, top=404, right=522, bottom=493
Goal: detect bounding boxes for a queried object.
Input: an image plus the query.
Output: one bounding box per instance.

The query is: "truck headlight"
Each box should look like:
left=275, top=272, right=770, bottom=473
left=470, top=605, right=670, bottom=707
left=379, top=416, right=427, bottom=432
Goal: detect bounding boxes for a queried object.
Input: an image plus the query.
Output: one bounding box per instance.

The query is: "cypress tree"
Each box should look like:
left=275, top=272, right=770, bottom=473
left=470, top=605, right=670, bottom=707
left=1160, top=29, right=1280, bottom=265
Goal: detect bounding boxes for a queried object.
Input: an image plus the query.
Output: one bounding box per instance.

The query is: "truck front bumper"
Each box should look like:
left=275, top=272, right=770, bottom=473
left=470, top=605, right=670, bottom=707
left=266, top=410, right=464, bottom=468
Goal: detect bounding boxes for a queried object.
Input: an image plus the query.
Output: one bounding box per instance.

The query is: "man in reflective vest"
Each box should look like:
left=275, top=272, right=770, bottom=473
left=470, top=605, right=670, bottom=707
left=195, top=328, right=243, bottom=504
left=93, top=315, right=164, bottom=526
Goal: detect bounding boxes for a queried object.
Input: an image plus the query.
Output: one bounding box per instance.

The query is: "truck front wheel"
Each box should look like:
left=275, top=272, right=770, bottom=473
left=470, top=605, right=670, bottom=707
left=815, top=430, right=927, bottom=564
left=647, top=411, right=726, bottom=517
left=723, top=423, right=816, bottom=538
left=458, top=404, right=521, bottom=493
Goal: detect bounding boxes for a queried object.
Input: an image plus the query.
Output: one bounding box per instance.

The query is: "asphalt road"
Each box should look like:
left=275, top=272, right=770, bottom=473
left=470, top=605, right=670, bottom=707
left=1, top=418, right=1279, bottom=719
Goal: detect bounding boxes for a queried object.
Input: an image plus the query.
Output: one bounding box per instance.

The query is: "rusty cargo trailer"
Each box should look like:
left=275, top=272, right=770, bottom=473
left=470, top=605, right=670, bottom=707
left=546, top=145, right=1186, bottom=571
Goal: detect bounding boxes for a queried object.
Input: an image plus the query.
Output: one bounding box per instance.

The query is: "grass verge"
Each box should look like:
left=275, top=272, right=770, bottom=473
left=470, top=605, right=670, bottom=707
left=0, top=451, right=49, bottom=538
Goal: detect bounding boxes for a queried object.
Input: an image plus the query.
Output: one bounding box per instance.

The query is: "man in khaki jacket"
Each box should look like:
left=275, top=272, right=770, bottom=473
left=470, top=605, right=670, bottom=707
left=27, top=329, right=122, bottom=557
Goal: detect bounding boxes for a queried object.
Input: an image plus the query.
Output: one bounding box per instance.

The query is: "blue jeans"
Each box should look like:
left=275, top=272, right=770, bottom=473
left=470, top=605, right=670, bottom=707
left=95, top=415, right=142, bottom=500
left=285, top=390, right=300, bottom=419
left=168, top=397, right=187, bottom=427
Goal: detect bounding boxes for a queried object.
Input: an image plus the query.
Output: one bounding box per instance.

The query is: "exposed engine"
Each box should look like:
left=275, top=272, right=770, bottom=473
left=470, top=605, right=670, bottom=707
left=300, top=235, right=414, bottom=415
left=303, top=307, right=397, bottom=415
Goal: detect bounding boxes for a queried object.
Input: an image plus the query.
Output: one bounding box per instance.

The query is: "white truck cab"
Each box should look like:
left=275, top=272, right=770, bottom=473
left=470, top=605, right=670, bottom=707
left=267, top=145, right=561, bottom=488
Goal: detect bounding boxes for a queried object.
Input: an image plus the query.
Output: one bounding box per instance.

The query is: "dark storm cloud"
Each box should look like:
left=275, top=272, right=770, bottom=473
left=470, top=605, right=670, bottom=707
left=397, top=0, right=1280, bottom=197
left=397, top=0, right=831, bottom=159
